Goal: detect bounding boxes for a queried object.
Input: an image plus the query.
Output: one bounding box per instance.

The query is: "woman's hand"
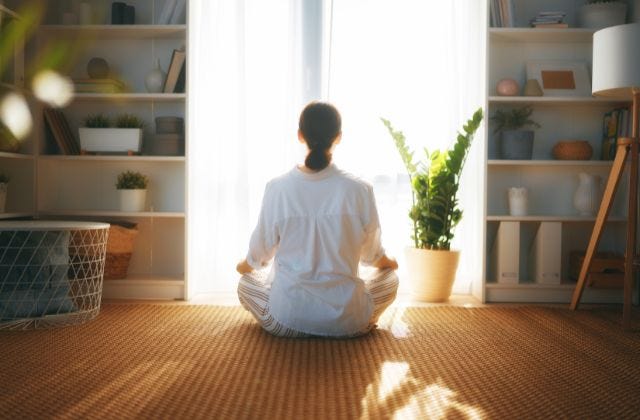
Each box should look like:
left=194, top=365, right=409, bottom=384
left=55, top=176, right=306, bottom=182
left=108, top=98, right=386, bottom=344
left=373, top=254, right=398, bottom=270
left=236, top=259, right=254, bottom=274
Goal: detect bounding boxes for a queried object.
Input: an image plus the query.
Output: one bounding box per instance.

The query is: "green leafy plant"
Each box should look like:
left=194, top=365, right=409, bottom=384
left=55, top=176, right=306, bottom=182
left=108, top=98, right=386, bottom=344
left=115, top=113, right=145, bottom=129
left=0, top=173, right=10, bottom=183
left=116, top=170, right=148, bottom=189
left=382, top=108, right=483, bottom=250
left=84, top=113, right=110, bottom=128
left=490, top=105, right=540, bottom=133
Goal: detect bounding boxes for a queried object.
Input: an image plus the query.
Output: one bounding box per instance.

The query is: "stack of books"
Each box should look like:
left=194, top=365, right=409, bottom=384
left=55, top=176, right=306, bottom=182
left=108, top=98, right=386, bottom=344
left=530, top=11, right=567, bottom=28
left=602, top=107, right=631, bottom=160
left=73, top=78, right=127, bottom=94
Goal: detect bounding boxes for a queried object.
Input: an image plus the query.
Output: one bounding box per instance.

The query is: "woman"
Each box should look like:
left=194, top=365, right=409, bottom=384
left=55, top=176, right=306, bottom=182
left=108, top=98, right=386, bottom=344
left=236, top=101, right=398, bottom=337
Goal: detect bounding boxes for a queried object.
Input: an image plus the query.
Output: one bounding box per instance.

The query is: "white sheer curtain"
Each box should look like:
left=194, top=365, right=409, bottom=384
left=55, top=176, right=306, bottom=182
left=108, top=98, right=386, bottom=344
left=188, top=0, right=305, bottom=297
left=188, top=0, right=486, bottom=297
left=327, top=1, right=486, bottom=294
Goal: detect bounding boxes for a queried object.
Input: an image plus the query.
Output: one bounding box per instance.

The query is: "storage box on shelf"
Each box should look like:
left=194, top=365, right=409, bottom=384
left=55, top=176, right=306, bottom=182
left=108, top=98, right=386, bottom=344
left=25, top=0, right=188, bottom=299
left=485, top=0, right=629, bottom=303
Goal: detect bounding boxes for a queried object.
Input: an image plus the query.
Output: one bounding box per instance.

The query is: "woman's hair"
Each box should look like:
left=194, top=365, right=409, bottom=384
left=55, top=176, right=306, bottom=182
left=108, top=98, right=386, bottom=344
left=299, top=101, right=342, bottom=171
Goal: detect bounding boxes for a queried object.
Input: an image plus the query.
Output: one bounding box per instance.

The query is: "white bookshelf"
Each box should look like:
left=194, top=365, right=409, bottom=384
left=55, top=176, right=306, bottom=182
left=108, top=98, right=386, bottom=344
left=484, top=0, right=629, bottom=303
left=1, top=0, right=190, bottom=299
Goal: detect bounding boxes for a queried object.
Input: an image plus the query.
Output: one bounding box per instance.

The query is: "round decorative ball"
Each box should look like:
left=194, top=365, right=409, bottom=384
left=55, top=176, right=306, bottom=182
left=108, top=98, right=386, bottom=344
left=496, top=78, right=519, bottom=96
left=87, top=57, right=110, bottom=79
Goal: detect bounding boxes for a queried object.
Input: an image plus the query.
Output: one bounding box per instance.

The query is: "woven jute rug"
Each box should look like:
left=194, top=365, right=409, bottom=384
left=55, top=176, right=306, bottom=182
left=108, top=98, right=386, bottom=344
left=1, top=304, right=638, bottom=419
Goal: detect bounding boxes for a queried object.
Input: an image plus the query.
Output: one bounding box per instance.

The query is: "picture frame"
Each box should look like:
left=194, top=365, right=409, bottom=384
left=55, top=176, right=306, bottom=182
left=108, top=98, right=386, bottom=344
left=525, top=60, right=591, bottom=97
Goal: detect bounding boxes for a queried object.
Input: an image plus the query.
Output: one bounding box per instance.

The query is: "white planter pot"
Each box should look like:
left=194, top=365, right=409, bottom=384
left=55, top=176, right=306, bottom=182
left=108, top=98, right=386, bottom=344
left=0, top=183, right=7, bottom=212
left=79, top=128, right=143, bottom=153
left=119, top=189, right=147, bottom=212
left=404, top=247, right=460, bottom=302
left=580, top=3, right=627, bottom=29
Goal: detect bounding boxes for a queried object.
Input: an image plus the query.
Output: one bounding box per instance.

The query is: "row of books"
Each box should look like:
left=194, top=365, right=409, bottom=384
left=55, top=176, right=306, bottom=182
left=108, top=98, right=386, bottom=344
left=490, top=0, right=515, bottom=28
left=602, top=107, right=631, bottom=160
left=530, top=11, right=568, bottom=28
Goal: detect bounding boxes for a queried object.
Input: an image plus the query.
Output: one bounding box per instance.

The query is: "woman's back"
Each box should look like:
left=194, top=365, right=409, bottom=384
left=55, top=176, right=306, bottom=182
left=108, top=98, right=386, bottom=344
left=251, top=163, right=384, bottom=336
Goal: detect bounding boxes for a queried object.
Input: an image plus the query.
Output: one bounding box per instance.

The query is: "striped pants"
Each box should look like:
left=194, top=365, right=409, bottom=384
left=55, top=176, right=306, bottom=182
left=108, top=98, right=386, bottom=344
left=237, top=268, right=399, bottom=338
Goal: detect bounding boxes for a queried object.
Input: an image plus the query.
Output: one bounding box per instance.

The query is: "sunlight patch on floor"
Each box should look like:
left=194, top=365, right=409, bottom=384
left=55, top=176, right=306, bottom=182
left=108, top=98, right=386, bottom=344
left=361, top=362, right=486, bottom=420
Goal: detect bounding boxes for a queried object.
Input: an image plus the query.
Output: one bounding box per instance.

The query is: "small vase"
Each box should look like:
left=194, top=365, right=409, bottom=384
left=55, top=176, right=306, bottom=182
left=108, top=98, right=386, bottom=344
left=145, top=58, right=165, bottom=93
left=573, top=173, right=601, bottom=216
left=508, top=187, right=528, bottom=216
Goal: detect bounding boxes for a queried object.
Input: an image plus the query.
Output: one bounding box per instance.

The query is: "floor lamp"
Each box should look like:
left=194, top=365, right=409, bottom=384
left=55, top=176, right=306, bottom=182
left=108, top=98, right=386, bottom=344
left=570, top=23, right=640, bottom=330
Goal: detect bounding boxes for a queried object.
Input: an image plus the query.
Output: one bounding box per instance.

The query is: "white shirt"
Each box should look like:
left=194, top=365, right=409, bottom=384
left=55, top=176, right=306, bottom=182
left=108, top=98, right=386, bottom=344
left=246, top=163, right=385, bottom=336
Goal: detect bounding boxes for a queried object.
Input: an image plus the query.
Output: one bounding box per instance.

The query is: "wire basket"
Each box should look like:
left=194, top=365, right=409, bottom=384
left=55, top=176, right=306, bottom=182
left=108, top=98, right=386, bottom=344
left=0, top=222, right=109, bottom=330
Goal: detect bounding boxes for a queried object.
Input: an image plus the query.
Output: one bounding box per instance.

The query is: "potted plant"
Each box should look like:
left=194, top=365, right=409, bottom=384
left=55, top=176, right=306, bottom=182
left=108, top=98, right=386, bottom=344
left=116, top=170, right=149, bottom=212
left=490, top=105, right=540, bottom=160
left=580, top=0, right=628, bottom=29
left=0, top=173, right=9, bottom=213
left=79, top=113, right=145, bottom=154
left=382, top=108, right=483, bottom=302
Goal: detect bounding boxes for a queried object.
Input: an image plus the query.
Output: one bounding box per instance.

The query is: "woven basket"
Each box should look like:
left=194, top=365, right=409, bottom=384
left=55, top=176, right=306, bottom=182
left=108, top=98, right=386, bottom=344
left=552, top=140, right=593, bottom=160
left=104, top=223, right=138, bottom=280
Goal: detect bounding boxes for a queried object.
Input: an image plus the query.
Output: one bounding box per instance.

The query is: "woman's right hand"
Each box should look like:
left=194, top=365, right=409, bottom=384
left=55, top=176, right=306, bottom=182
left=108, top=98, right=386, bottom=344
left=373, top=254, right=398, bottom=270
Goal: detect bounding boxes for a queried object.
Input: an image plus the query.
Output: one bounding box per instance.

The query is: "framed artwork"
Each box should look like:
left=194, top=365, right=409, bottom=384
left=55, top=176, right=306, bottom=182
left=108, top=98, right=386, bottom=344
left=525, top=60, right=591, bottom=97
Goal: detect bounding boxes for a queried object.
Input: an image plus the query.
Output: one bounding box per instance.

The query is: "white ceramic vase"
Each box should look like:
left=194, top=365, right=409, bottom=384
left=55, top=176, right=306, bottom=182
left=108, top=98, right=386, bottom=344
left=573, top=172, right=601, bottom=216
left=508, top=187, right=528, bottom=216
left=119, top=189, right=147, bottom=212
left=144, top=58, right=165, bottom=93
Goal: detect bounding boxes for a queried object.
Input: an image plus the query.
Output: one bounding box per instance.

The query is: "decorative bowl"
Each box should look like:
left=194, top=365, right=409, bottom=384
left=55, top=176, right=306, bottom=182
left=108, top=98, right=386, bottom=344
left=552, top=140, right=593, bottom=160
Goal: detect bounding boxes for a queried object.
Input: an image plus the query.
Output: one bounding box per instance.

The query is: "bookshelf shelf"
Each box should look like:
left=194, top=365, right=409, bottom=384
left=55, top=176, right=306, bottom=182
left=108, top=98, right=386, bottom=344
left=489, top=28, right=595, bottom=43
left=488, top=96, right=627, bottom=106
left=38, top=210, right=185, bottom=218
left=71, top=93, right=186, bottom=101
left=488, top=159, right=614, bottom=167
left=39, top=25, right=186, bottom=39
left=38, top=155, right=185, bottom=162
left=0, top=152, right=35, bottom=160
left=486, top=215, right=627, bottom=223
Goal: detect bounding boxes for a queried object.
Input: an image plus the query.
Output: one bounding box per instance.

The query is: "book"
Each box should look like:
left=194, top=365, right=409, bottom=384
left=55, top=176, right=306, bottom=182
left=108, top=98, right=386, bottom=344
left=174, top=61, right=186, bottom=93
left=163, top=49, right=186, bottom=93
left=43, top=108, right=79, bottom=155
left=528, top=222, right=561, bottom=284
left=491, top=221, right=520, bottom=284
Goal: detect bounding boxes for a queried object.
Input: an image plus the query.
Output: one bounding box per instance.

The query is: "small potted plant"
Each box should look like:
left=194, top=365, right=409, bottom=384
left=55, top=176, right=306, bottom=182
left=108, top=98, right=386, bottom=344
left=0, top=173, right=9, bottom=212
left=116, top=170, right=149, bottom=212
left=382, top=108, right=483, bottom=302
left=580, top=0, right=628, bottom=29
left=79, top=113, right=145, bottom=154
left=490, top=105, right=540, bottom=160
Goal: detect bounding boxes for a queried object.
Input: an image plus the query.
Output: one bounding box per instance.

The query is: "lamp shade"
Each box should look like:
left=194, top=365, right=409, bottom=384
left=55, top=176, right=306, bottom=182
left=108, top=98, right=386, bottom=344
left=592, top=23, right=640, bottom=98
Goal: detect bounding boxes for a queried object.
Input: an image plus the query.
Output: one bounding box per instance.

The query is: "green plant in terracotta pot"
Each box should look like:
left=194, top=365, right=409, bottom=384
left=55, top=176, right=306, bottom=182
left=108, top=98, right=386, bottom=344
left=491, top=105, right=540, bottom=160
left=381, top=108, right=483, bottom=301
